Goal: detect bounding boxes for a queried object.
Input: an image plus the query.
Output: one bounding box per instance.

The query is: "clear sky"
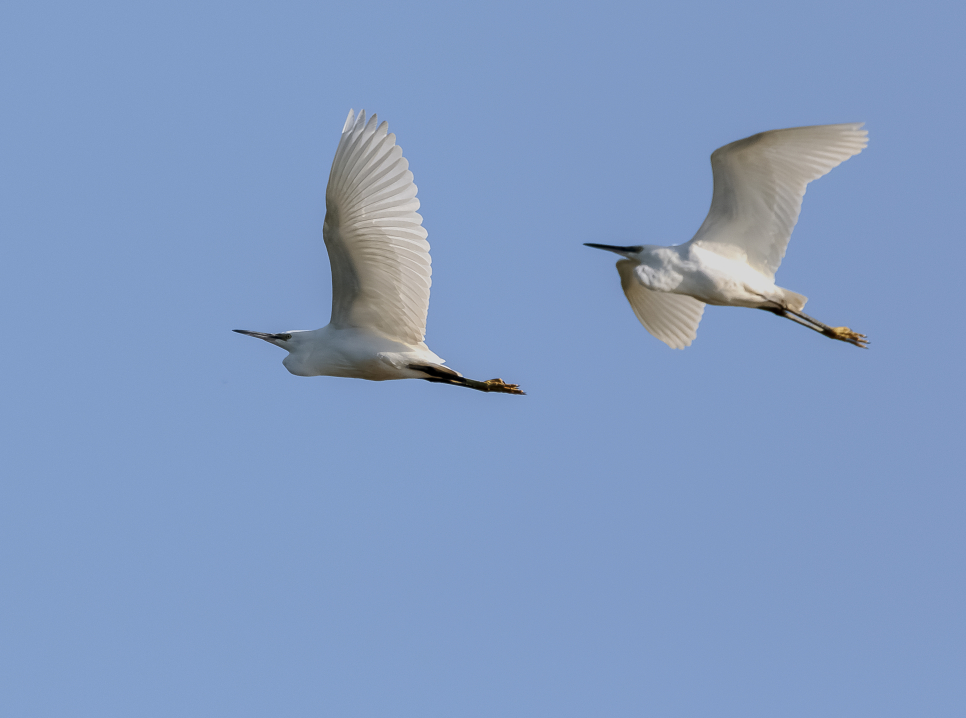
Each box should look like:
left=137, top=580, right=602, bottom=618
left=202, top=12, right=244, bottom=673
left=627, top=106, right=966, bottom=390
left=2, top=1, right=964, bottom=716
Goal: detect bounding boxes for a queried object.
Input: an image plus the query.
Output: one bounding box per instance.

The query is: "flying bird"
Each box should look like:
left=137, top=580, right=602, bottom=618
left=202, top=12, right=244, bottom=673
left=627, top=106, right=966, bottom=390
left=586, top=123, right=869, bottom=349
left=235, top=110, right=523, bottom=394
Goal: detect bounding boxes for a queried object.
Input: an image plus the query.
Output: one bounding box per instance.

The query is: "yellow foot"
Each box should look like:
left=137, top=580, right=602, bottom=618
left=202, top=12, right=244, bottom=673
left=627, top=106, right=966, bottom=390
left=483, top=378, right=526, bottom=395
left=827, top=326, right=869, bottom=348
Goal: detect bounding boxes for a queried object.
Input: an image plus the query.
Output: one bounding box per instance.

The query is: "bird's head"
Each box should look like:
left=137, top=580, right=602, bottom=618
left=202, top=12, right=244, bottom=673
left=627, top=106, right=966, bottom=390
left=584, top=243, right=645, bottom=258
left=234, top=329, right=318, bottom=376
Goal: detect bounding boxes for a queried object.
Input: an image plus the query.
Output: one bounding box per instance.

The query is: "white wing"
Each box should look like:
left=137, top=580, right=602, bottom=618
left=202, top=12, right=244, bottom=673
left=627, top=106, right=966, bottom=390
left=688, top=123, right=868, bottom=279
left=617, top=260, right=705, bottom=349
left=323, top=109, right=431, bottom=344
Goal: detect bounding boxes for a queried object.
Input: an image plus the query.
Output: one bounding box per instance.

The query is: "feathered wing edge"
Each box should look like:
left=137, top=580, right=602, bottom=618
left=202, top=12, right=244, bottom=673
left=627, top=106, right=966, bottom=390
left=689, top=123, right=868, bottom=279
left=323, top=109, right=432, bottom=345
left=616, top=260, right=706, bottom=349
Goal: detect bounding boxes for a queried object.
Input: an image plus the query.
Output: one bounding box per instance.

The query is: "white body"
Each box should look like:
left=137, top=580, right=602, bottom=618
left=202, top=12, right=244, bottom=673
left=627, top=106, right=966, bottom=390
left=280, top=326, right=444, bottom=381
left=592, top=123, right=868, bottom=349
left=629, top=243, right=797, bottom=309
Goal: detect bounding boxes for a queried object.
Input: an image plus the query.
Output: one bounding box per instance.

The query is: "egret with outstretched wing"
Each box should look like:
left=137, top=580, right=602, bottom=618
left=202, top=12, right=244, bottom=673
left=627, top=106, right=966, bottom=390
left=587, top=123, right=869, bottom=349
left=235, top=110, right=523, bottom=394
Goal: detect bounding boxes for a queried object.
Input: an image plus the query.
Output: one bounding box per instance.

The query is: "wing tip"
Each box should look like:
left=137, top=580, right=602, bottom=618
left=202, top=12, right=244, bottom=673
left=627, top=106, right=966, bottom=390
left=343, top=108, right=378, bottom=135
left=342, top=109, right=356, bottom=134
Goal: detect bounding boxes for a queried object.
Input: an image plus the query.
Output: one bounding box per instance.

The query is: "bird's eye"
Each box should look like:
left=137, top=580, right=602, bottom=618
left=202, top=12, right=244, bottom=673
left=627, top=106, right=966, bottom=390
left=276, top=333, right=292, bottom=341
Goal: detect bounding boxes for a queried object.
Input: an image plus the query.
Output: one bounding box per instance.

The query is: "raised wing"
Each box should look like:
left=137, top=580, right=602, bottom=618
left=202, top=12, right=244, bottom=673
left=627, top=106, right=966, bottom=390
left=617, top=260, right=705, bottom=349
left=323, top=109, right=431, bottom=344
left=688, top=123, right=867, bottom=279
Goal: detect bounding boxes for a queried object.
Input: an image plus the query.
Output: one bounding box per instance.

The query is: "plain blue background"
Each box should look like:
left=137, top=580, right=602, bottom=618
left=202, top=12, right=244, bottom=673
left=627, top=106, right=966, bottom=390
left=2, top=1, right=964, bottom=716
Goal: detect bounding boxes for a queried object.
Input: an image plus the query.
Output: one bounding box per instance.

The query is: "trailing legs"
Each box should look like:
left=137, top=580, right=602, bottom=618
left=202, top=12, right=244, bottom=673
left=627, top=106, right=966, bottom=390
left=763, top=306, right=868, bottom=348
left=409, top=363, right=525, bottom=395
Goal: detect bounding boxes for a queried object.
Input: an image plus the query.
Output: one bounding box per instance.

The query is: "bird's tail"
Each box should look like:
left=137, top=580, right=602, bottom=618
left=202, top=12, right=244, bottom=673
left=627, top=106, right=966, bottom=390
left=781, top=288, right=808, bottom=312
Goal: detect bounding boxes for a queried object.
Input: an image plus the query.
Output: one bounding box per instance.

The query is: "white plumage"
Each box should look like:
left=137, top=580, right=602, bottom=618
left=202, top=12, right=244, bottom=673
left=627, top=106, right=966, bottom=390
left=587, top=123, right=869, bottom=349
left=235, top=110, right=523, bottom=395
left=616, top=260, right=706, bottom=350
left=324, top=110, right=431, bottom=346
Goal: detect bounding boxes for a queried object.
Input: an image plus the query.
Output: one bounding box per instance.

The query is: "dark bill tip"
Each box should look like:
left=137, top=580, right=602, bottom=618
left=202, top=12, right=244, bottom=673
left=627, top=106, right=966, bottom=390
left=584, top=243, right=642, bottom=252
left=233, top=329, right=292, bottom=344
left=233, top=329, right=275, bottom=342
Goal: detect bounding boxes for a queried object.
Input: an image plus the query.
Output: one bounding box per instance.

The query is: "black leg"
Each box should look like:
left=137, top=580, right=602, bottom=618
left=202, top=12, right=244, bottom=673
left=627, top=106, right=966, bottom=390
left=760, top=306, right=868, bottom=347
left=408, top=364, right=525, bottom=394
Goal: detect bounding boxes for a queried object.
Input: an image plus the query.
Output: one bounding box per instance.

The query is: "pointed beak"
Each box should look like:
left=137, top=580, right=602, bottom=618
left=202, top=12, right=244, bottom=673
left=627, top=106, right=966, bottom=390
left=233, top=329, right=283, bottom=345
left=584, top=243, right=642, bottom=257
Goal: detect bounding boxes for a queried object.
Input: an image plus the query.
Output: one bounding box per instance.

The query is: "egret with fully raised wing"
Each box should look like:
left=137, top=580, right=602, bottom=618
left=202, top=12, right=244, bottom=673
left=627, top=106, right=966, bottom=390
left=235, top=110, right=523, bottom=394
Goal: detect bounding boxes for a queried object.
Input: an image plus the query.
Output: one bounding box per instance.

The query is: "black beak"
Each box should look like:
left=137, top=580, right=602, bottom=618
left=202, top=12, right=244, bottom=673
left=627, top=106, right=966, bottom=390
left=233, top=329, right=285, bottom=344
left=584, top=243, right=643, bottom=254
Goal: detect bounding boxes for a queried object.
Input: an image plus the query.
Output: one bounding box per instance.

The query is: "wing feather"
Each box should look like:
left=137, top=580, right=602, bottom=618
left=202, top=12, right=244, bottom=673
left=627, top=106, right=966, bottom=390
left=617, top=260, right=705, bottom=349
left=323, top=110, right=431, bottom=344
left=688, top=123, right=867, bottom=279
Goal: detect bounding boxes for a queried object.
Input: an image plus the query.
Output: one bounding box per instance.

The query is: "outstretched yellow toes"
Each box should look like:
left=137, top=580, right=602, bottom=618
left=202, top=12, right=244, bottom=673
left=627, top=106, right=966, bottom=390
left=484, top=378, right=526, bottom=395
left=827, top=326, right=869, bottom=348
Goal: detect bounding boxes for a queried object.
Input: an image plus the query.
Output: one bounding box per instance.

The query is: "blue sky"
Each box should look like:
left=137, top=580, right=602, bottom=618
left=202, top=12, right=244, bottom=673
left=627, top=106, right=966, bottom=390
left=1, top=1, right=964, bottom=716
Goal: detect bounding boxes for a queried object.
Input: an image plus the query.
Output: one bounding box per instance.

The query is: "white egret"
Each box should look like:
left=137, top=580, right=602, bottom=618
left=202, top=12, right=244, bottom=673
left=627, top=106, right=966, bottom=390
left=235, top=110, right=523, bottom=394
left=586, top=123, right=869, bottom=349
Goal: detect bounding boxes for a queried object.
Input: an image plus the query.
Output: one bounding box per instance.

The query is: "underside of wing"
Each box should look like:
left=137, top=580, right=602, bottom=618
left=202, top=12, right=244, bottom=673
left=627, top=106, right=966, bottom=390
left=617, top=260, right=705, bottom=349
left=323, top=109, right=431, bottom=344
left=688, top=123, right=868, bottom=279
